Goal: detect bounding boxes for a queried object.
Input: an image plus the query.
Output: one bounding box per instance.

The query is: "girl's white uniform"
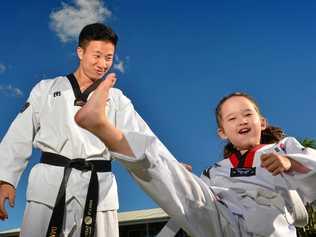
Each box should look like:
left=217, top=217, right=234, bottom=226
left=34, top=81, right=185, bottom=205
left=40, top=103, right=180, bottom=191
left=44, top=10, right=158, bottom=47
left=113, top=123, right=316, bottom=237
left=0, top=76, right=145, bottom=236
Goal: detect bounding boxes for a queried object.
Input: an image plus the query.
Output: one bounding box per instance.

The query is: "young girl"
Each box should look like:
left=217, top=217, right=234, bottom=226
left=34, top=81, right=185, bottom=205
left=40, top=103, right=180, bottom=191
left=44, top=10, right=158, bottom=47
left=75, top=77, right=316, bottom=237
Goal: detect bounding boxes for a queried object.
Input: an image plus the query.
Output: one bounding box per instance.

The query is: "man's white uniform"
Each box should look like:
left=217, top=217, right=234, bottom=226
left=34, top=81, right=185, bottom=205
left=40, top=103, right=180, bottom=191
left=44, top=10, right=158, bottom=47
left=0, top=75, right=141, bottom=236
left=112, top=122, right=316, bottom=237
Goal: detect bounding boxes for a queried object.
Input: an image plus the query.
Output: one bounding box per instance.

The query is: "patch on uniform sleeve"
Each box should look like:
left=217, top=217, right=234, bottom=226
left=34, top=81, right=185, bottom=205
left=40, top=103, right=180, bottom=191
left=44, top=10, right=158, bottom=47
left=274, top=143, right=287, bottom=154
left=279, top=143, right=287, bottom=153
left=20, top=102, right=30, bottom=113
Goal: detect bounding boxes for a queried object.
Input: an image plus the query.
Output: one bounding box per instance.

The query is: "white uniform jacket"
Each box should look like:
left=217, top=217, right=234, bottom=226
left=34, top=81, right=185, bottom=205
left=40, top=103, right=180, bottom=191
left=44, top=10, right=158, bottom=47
left=112, top=123, right=316, bottom=237
left=0, top=76, right=140, bottom=211
left=200, top=138, right=316, bottom=236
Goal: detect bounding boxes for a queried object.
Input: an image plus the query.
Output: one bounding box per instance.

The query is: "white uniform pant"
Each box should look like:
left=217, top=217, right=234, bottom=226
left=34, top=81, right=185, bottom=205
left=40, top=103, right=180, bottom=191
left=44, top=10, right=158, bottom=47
left=20, top=199, right=119, bottom=237
left=116, top=150, right=257, bottom=236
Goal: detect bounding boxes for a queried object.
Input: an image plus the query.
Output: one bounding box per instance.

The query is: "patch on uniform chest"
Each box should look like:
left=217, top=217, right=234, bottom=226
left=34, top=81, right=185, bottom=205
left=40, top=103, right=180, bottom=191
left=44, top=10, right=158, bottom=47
left=230, top=167, right=256, bottom=177
left=228, top=145, right=265, bottom=177
left=53, top=91, right=61, bottom=97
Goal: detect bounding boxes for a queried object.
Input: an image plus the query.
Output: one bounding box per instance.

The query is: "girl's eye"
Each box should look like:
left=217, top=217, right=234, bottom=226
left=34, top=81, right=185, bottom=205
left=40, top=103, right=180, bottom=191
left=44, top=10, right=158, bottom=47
left=228, top=117, right=236, bottom=121
left=245, top=113, right=252, bottom=117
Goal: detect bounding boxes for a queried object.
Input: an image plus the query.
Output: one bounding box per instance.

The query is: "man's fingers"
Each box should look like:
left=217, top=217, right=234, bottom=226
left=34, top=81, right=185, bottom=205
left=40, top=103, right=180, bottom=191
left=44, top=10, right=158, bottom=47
left=0, top=197, right=8, bottom=219
left=8, top=192, right=15, bottom=208
left=0, top=185, right=15, bottom=220
left=0, top=212, right=6, bottom=220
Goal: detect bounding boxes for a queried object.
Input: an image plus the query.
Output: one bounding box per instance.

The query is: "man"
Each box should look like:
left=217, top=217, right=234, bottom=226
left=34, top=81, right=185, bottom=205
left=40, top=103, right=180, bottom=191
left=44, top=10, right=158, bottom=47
left=0, top=22, right=136, bottom=237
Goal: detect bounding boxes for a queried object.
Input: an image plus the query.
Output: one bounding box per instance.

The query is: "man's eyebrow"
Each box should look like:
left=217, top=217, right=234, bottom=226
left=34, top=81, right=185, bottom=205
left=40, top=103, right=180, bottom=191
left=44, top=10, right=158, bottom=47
left=92, top=50, right=113, bottom=56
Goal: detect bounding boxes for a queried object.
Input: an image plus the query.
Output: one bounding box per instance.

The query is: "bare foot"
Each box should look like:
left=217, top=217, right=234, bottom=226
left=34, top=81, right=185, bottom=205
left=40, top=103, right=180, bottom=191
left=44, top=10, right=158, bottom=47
left=75, top=73, right=116, bottom=135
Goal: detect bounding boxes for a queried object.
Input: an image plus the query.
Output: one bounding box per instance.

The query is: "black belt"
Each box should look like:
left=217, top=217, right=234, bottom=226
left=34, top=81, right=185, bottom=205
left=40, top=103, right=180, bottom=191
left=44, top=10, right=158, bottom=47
left=41, top=152, right=111, bottom=237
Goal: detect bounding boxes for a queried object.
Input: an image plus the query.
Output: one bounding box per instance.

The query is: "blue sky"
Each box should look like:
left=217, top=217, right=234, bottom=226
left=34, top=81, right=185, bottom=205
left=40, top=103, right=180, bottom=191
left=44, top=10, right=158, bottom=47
left=1, top=0, right=316, bottom=231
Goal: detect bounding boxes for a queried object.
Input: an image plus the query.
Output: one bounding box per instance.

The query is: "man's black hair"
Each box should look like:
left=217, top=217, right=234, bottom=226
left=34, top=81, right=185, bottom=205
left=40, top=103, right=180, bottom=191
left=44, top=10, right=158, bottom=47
left=79, top=23, right=118, bottom=48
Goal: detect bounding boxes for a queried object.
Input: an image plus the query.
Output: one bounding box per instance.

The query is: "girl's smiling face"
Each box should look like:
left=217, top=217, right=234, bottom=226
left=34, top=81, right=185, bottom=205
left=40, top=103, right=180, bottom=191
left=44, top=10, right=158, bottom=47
left=217, top=96, right=267, bottom=152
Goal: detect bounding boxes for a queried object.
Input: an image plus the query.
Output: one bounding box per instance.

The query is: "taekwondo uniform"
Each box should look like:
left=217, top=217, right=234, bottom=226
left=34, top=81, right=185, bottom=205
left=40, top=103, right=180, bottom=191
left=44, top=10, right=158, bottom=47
left=112, top=123, right=316, bottom=237
left=0, top=74, right=143, bottom=237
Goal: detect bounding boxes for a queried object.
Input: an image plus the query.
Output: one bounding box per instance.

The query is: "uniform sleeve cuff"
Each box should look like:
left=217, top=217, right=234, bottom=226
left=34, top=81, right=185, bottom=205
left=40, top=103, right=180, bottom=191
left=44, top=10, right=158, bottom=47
left=111, top=130, right=156, bottom=161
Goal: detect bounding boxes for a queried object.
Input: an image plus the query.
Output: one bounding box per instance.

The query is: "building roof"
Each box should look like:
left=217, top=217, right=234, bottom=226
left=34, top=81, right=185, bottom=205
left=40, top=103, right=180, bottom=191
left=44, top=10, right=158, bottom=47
left=0, top=228, right=20, bottom=236
left=0, top=208, right=169, bottom=235
left=118, top=208, right=169, bottom=225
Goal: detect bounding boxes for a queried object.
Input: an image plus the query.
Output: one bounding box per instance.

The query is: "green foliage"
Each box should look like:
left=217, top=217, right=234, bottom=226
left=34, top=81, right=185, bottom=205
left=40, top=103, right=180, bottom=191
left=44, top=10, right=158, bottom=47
left=297, top=138, right=316, bottom=236
left=300, top=139, right=316, bottom=149
left=297, top=202, right=316, bottom=236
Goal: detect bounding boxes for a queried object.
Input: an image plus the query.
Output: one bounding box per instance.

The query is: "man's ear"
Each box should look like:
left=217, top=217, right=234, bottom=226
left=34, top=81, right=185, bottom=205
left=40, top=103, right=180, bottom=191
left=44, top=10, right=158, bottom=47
left=77, top=47, right=84, bottom=60
left=260, top=117, right=267, bottom=131
left=217, top=127, right=228, bottom=140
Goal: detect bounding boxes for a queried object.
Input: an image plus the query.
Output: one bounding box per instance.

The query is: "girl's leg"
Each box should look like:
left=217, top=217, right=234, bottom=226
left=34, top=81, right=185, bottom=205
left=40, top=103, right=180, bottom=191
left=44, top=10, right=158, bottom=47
left=74, top=78, right=239, bottom=236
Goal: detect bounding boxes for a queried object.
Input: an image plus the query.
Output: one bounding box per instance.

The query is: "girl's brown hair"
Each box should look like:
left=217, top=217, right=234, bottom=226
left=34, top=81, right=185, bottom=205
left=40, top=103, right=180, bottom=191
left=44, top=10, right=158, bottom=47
left=215, top=92, right=286, bottom=158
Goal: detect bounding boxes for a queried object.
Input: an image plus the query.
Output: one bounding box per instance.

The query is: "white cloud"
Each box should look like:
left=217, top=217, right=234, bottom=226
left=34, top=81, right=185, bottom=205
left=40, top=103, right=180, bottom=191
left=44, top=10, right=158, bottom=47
left=113, top=60, right=125, bottom=74
left=50, top=0, right=112, bottom=43
left=0, top=85, right=23, bottom=97
left=113, top=56, right=129, bottom=74
left=0, top=64, right=6, bottom=74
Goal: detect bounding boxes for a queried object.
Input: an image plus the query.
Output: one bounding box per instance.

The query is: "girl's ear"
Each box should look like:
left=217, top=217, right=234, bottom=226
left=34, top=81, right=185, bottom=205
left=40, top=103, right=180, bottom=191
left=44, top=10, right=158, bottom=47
left=77, top=47, right=84, bottom=60
left=260, top=117, right=267, bottom=131
left=217, top=127, right=228, bottom=140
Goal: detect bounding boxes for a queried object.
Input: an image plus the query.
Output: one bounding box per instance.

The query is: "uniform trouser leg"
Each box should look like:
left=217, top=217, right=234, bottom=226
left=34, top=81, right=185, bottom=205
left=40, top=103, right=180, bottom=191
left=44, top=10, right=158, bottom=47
left=20, top=200, right=119, bottom=237
left=20, top=201, right=52, bottom=237
left=118, top=153, right=248, bottom=236
left=20, top=199, right=81, bottom=237
left=96, top=210, right=119, bottom=237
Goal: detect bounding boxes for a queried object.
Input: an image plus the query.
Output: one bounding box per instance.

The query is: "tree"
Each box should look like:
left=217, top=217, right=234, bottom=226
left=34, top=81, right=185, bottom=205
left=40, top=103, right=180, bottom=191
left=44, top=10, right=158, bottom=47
left=297, top=138, right=316, bottom=237
left=301, top=139, right=316, bottom=149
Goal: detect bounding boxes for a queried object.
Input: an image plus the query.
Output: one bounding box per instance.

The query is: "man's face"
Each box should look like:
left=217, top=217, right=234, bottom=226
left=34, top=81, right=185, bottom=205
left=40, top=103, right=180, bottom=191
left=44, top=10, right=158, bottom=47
left=77, top=40, right=115, bottom=81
